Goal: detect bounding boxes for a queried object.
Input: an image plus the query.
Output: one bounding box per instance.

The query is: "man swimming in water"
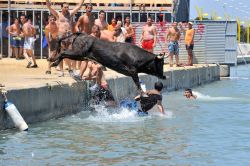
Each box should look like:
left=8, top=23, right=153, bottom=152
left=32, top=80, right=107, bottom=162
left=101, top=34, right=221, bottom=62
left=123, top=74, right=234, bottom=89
left=135, top=81, right=165, bottom=115
left=184, top=88, right=197, bottom=99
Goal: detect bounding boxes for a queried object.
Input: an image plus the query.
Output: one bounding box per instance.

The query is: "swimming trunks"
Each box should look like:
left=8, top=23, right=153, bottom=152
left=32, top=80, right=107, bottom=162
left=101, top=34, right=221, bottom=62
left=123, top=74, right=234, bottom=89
left=11, top=36, right=22, bottom=47
left=49, top=38, right=57, bottom=52
left=142, top=39, right=154, bottom=50
left=185, top=44, right=194, bottom=50
left=139, top=94, right=162, bottom=112
left=125, top=37, right=133, bottom=43
left=168, top=41, right=179, bottom=55
left=24, top=37, right=35, bottom=50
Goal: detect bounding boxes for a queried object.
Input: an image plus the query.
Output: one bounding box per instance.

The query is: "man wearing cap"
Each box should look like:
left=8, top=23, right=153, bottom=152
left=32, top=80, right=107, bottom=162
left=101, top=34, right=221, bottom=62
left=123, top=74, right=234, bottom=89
left=185, top=22, right=195, bottom=66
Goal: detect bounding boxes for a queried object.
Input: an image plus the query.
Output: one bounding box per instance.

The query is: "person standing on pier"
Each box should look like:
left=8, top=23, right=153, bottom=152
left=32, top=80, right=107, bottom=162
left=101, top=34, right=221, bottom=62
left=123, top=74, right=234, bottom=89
left=46, top=0, right=84, bottom=77
left=74, top=3, right=95, bottom=80
left=166, top=22, right=181, bottom=67
left=20, top=15, right=38, bottom=68
left=8, top=18, right=22, bottom=60
left=94, top=10, right=108, bottom=31
left=45, top=15, right=59, bottom=75
left=140, top=17, right=157, bottom=53
left=124, top=16, right=134, bottom=43
left=185, top=22, right=195, bottom=66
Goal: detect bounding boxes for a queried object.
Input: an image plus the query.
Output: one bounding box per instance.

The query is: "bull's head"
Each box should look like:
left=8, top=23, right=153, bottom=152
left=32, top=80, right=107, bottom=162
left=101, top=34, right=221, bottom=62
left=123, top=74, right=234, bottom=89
left=154, top=52, right=166, bottom=79
left=72, top=34, right=95, bottom=54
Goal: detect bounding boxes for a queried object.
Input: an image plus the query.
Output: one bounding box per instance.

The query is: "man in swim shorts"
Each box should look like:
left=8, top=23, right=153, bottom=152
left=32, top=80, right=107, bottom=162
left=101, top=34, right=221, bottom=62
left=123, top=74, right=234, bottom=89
left=185, top=22, right=195, bottom=66
left=135, top=81, right=165, bottom=115
left=46, top=0, right=83, bottom=76
left=166, top=22, right=181, bottom=67
left=20, top=15, right=38, bottom=68
left=140, top=17, right=157, bottom=53
left=9, top=18, right=22, bottom=59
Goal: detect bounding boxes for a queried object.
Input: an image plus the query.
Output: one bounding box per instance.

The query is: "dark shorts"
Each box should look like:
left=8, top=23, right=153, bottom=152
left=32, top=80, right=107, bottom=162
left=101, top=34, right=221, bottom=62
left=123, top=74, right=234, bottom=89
left=19, top=38, right=24, bottom=48
left=11, top=37, right=23, bottom=48
left=125, top=37, right=133, bottom=43
left=49, top=38, right=57, bottom=52
left=186, top=44, right=194, bottom=50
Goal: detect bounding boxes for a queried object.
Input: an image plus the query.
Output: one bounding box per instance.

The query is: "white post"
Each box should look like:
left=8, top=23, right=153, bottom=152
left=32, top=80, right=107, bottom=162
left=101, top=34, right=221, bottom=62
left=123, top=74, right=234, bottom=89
left=32, top=10, right=35, bottom=58
left=0, top=11, right=3, bottom=58
left=130, top=0, right=132, bottom=22
left=40, top=11, right=43, bottom=59
left=8, top=0, right=11, bottom=57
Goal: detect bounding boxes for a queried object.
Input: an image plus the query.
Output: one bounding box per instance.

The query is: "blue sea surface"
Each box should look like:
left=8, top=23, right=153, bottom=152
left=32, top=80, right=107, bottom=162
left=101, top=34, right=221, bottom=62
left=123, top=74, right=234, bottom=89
left=0, top=65, right=250, bottom=165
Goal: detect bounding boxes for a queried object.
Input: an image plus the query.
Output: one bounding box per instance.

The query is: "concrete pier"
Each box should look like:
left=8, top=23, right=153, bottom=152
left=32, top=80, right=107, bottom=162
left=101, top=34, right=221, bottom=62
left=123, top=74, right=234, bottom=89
left=0, top=59, right=220, bottom=130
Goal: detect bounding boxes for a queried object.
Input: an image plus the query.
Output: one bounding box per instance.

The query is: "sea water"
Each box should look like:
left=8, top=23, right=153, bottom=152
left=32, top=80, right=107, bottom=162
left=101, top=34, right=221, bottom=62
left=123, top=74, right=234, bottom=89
left=0, top=65, right=250, bottom=165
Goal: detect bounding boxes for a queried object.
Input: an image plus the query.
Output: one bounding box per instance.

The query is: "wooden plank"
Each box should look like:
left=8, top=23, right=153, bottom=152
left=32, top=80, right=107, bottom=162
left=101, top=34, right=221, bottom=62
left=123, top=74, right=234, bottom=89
left=0, top=4, right=172, bottom=12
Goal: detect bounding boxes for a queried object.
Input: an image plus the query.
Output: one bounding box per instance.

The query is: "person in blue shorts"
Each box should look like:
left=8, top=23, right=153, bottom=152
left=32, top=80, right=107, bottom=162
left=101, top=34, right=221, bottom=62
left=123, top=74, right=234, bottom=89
left=166, top=22, right=181, bottom=67
left=135, top=81, right=165, bottom=115
left=9, top=18, right=23, bottom=59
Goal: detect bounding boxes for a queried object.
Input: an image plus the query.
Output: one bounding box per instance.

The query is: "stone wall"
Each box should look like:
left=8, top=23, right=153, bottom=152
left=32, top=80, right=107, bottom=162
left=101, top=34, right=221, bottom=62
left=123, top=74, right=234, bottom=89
left=0, top=65, right=220, bottom=130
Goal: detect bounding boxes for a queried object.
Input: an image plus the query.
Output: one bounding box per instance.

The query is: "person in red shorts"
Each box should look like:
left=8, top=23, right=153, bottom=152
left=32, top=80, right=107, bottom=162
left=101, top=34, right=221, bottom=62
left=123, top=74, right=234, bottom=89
left=140, top=17, right=157, bottom=53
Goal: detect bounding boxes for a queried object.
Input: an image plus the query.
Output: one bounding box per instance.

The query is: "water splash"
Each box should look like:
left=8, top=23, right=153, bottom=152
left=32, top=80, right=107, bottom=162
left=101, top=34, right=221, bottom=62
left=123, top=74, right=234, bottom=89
left=86, top=104, right=174, bottom=122
left=229, top=76, right=250, bottom=80
left=193, top=91, right=234, bottom=101
left=86, top=105, right=144, bottom=123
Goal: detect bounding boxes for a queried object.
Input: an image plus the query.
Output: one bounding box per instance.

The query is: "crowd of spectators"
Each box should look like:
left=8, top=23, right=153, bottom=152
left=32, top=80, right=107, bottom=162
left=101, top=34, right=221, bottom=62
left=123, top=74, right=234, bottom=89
left=3, top=1, right=195, bottom=84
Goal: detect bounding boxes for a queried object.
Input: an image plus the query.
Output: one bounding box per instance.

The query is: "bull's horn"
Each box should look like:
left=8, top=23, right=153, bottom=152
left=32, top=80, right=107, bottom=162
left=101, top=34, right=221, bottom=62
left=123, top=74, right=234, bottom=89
left=157, top=55, right=164, bottom=59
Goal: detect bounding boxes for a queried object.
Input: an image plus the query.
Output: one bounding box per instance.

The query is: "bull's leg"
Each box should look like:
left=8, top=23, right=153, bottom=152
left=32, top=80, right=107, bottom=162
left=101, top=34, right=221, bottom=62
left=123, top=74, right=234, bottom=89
left=131, top=74, right=145, bottom=95
left=50, top=50, right=82, bottom=67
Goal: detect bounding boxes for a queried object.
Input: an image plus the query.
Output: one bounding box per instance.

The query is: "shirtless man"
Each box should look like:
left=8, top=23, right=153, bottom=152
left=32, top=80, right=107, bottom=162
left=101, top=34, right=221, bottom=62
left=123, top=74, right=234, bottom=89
left=74, top=3, right=95, bottom=79
left=75, top=3, right=95, bottom=34
left=45, top=15, right=59, bottom=75
left=124, top=16, right=134, bottom=43
left=9, top=18, right=22, bottom=59
left=135, top=81, right=165, bottom=115
left=100, top=30, right=115, bottom=42
left=166, top=22, right=181, bottom=67
left=20, top=15, right=37, bottom=68
left=46, top=0, right=83, bottom=76
left=140, top=17, right=157, bottom=53
left=94, top=10, right=108, bottom=30
left=73, top=25, right=109, bottom=92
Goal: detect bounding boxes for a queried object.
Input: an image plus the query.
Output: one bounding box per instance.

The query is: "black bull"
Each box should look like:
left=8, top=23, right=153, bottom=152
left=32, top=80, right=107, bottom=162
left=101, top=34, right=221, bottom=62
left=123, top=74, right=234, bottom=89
left=50, top=33, right=166, bottom=92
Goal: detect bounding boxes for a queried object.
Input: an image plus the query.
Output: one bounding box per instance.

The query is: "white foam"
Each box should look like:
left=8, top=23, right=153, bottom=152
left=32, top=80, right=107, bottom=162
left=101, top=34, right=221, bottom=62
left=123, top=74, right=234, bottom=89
left=86, top=105, right=144, bottom=123
left=229, top=76, right=250, bottom=80
left=193, top=91, right=234, bottom=101
left=86, top=104, right=174, bottom=123
left=148, top=106, right=175, bottom=118
left=150, top=111, right=175, bottom=119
